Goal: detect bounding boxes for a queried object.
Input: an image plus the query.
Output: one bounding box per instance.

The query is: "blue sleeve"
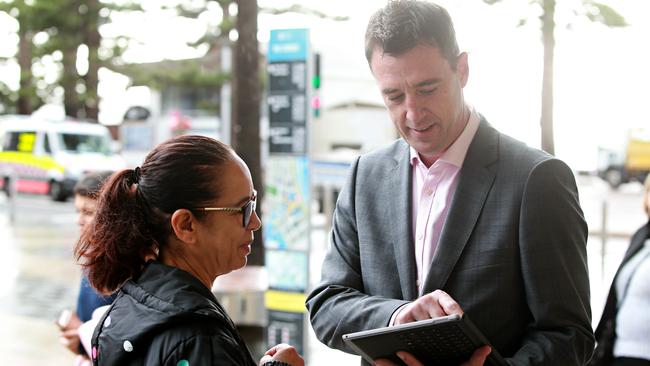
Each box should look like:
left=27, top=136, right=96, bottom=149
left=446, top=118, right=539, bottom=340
left=76, top=275, right=116, bottom=322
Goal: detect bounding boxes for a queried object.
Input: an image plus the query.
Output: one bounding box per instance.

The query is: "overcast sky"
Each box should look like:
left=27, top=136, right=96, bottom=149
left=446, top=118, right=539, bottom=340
left=1, top=0, right=649, bottom=171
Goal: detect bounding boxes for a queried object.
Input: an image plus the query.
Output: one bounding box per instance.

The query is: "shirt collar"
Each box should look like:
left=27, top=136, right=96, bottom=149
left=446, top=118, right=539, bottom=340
left=410, top=105, right=480, bottom=168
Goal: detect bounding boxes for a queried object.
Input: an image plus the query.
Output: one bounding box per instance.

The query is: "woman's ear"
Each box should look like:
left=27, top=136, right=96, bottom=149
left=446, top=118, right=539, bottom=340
left=170, top=209, right=197, bottom=244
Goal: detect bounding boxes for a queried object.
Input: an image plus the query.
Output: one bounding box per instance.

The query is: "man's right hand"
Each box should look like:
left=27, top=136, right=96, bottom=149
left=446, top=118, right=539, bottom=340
left=394, top=289, right=464, bottom=325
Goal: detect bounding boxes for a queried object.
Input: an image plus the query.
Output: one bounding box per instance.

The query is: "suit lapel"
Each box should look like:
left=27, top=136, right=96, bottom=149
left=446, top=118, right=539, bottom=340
left=423, top=119, right=498, bottom=293
left=389, top=141, right=418, bottom=301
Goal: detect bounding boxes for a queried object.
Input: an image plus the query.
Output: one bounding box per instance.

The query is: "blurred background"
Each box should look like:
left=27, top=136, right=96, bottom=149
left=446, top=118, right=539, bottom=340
left=0, top=0, right=649, bottom=364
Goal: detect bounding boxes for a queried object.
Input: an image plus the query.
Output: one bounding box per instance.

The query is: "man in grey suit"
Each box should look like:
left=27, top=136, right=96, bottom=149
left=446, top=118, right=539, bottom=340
left=306, top=1, right=595, bottom=365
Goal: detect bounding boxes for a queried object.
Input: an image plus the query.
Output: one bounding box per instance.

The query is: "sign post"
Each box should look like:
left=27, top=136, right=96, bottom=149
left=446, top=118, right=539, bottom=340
left=264, top=28, right=311, bottom=357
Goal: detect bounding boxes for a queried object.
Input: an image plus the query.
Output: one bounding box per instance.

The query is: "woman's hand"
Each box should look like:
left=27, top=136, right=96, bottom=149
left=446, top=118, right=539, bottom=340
left=259, top=343, right=304, bottom=366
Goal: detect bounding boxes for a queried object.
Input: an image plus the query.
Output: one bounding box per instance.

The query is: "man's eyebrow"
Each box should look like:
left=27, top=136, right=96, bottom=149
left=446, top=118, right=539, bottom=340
left=381, top=87, right=401, bottom=95
left=381, top=78, right=442, bottom=95
left=415, top=78, right=442, bottom=88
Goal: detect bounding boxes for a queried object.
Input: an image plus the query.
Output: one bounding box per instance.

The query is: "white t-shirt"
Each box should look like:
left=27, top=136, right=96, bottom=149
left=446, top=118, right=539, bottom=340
left=614, top=238, right=650, bottom=360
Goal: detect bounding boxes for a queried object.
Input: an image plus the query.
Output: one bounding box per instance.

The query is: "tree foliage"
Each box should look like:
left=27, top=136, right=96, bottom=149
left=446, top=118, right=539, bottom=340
left=122, top=1, right=347, bottom=92
left=482, top=0, right=626, bottom=155
left=0, top=0, right=141, bottom=118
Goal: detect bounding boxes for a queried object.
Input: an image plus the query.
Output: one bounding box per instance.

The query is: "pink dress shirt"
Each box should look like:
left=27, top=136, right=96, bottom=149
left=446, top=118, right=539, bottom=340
left=389, top=106, right=480, bottom=326
left=410, top=107, right=480, bottom=294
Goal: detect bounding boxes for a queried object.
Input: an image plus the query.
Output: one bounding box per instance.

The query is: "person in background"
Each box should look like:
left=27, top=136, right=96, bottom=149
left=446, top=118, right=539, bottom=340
left=590, top=175, right=650, bottom=366
left=58, top=171, right=116, bottom=365
left=306, top=1, right=594, bottom=365
left=75, top=135, right=303, bottom=366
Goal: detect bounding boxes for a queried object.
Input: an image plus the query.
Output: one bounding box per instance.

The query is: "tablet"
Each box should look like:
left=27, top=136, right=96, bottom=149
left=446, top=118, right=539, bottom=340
left=342, top=313, right=507, bottom=366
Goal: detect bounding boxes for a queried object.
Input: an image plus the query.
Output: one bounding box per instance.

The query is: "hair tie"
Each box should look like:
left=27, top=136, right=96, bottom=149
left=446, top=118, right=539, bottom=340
left=132, top=166, right=141, bottom=184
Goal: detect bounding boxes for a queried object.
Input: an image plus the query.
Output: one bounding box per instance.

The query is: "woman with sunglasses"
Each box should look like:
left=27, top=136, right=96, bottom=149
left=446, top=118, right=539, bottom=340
left=75, top=135, right=303, bottom=366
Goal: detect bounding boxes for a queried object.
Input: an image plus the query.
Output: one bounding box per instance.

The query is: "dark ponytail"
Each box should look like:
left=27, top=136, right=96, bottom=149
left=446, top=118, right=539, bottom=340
left=75, top=135, right=234, bottom=293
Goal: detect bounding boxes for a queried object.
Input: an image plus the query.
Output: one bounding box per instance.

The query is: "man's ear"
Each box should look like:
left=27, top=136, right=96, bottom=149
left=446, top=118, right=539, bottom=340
left=170, top=209, right=197, bottom=244
left=457, top=52, right=469, bottom=87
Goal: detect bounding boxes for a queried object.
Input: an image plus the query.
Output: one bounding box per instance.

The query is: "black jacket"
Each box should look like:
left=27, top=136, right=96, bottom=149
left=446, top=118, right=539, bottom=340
left=91, top=261, right=257, bottom=366
left=590, top=222, right=649, bottom=365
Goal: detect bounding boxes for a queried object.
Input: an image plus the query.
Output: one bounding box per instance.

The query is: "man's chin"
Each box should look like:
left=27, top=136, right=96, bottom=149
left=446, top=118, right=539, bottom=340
left=410, top=142, right=443, bottom=157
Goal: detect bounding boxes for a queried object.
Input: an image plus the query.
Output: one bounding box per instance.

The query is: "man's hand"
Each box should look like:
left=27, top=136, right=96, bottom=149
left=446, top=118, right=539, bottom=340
left=374, top=345, right=492, bottom=366
left=259, top=343, right=304, bottom=366
left=394, top=289, right=463, bottom=325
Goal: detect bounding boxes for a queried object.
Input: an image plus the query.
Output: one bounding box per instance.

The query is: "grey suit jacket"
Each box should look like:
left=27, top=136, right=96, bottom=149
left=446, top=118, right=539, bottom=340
left=306, top=119, right=595, bottom=365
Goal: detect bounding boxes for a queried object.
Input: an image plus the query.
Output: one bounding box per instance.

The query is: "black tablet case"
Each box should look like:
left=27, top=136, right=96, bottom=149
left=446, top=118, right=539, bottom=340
left=342, top=314, right=507, bottom=366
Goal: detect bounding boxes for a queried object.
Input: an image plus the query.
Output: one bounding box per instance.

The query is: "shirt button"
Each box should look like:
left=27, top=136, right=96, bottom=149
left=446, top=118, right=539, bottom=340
left=424, top=189, right=433, bottom=196
left=417, top=233, right=423, bottom=240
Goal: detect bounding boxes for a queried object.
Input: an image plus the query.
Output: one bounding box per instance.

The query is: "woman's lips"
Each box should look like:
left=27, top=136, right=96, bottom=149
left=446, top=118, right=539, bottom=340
left=240, top=242, right=252, bottom=254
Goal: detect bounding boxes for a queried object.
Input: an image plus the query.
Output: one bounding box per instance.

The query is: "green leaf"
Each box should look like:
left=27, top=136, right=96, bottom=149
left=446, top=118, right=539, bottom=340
left=585, top=1, right=628, bottom=27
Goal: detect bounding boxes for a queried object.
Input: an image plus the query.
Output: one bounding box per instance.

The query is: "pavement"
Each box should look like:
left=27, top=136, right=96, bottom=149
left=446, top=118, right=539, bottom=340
left=0, top=175, right=645, bottom=365
left=0, top=196, right=81, bottom=365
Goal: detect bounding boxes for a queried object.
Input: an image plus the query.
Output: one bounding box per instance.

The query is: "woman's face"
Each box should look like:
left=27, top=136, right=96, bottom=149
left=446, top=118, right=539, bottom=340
left=195, top=156, right=261, bottom=277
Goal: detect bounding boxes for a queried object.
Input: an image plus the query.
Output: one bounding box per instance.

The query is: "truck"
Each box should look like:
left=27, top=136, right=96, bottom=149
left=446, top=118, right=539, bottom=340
left=598, top=128, right=650, bottom=188
left=0, top=115, right=127, bottom=201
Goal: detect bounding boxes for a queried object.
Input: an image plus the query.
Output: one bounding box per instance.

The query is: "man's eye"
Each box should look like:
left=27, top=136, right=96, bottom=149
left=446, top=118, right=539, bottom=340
left=418, top=88, right=436, bottom=95
left=388, top=94, right=404, bottom=102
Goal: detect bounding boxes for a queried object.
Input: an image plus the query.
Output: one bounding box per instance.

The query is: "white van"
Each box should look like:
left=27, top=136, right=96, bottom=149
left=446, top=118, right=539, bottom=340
left=0, top=115, right=127, bottom=201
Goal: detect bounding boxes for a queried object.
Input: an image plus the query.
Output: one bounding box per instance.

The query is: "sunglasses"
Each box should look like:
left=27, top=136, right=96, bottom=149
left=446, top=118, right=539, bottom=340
left=193, top=190, right=257, bottom=228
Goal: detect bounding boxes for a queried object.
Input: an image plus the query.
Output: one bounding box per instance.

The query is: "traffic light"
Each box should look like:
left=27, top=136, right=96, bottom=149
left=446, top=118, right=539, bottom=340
left=311, top=53, right=321, bottom=118
left=312, top=53, right=321, bottom=89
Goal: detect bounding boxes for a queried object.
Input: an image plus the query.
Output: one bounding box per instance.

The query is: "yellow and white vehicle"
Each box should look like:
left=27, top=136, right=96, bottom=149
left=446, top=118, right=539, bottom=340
left=598, top=128, right=650, bottom=188
left=0, top=115, right=126, bottom=201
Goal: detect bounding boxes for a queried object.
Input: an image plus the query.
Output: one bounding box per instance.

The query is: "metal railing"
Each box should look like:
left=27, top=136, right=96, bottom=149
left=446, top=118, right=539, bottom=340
left=588, top=200, right=632, bottom=279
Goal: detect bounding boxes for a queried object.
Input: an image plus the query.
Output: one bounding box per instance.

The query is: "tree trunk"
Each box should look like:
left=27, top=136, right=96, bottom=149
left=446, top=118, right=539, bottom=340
left=218, top=0, right=233, bottom=145
left=62, top=45, right=79, bottom=118
left=540, top=0, right=555, bottom=155
left=84, top=0, right=101, bottom=121
left=17, top=27, right=33, bottom=115
left=233, top=0, right=264, bottom=265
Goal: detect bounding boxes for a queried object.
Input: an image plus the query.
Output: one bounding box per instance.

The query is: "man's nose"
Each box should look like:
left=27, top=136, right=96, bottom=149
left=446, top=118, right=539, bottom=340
left=405, top=94, right=424, bottom=123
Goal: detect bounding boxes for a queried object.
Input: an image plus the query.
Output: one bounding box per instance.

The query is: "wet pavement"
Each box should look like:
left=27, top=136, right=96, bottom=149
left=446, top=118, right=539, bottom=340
left=0, top=195, right=80, bottom=365
left=0, top=175, right=646, bottom=365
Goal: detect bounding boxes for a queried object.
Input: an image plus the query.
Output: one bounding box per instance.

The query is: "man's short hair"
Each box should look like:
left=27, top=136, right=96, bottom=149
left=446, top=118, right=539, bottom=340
left=73, top=171, right=113, bottom=198
left=365, top=0, right=460, bottom=70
